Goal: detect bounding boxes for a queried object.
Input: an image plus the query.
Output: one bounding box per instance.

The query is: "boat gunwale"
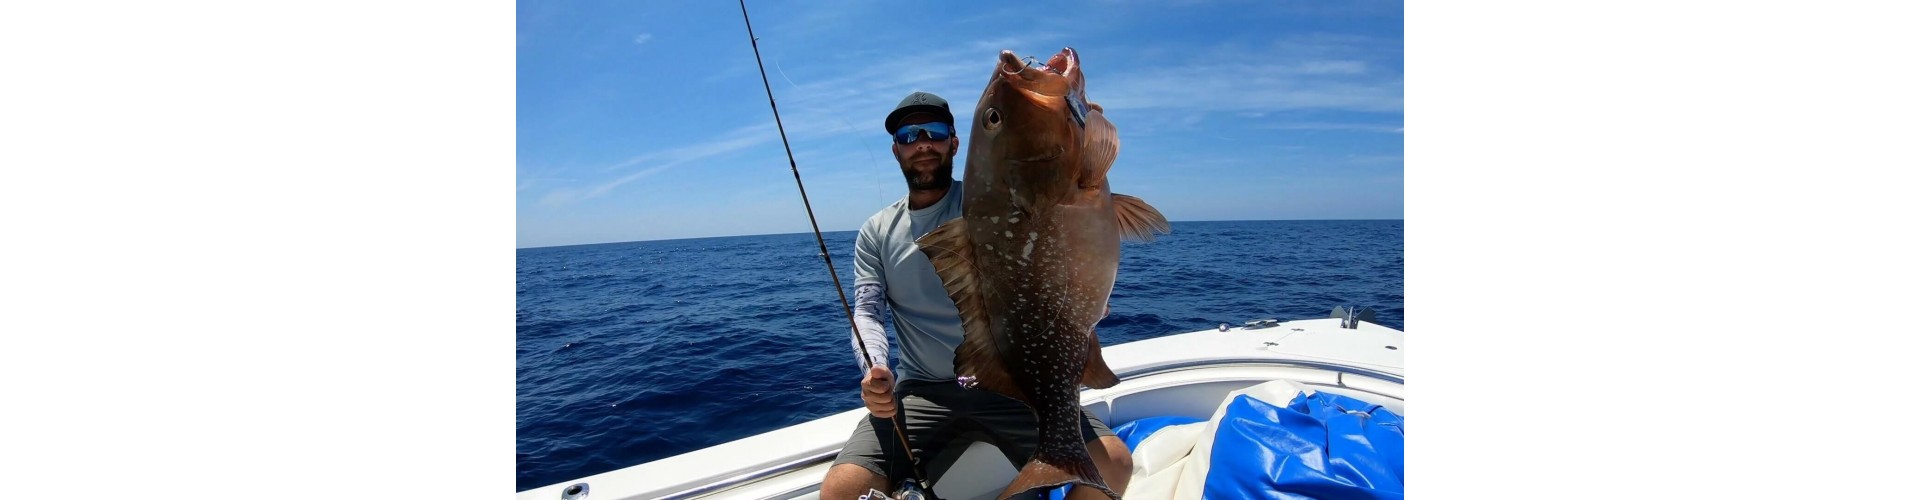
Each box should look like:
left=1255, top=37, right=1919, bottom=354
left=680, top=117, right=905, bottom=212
left=644, top=356, right=1404, bottom=499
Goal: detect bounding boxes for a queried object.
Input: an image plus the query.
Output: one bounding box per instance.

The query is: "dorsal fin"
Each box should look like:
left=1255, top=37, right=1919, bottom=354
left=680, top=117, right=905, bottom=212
left=1080, top=328, right=1119, bottom=389
left=915, top=219, right=1025, bottom=403
left=1111, top=193, right=1171, bottom=242
left=1078, top=109, right=1119, bottom=189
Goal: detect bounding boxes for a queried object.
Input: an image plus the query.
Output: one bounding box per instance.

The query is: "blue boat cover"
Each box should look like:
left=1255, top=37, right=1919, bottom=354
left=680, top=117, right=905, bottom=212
left=1048, top=391, right=1403, bottom=499
left=1204, top=392, right=1403, bottom=499
left=1115, top=415, right=1207, bottom=450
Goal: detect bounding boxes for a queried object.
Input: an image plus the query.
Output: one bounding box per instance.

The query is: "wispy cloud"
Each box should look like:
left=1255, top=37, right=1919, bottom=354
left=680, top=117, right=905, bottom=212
left=737, top=33, right=1402, bottom=154
left=1263, top=122, right=1405, bottom=133
left=517, top=177, right=575, bottom=193
left=745, top=45, right=997, bottom=144
left=1096, top=58, right=1401, bottom=114
left=1342, top=154, right=1404, bottom=165
left=633, top=33, right=652, bottom=45
left=539, top=123, right=779, bottom=206
left=539, top=164, right=672, bottom=206
left=966, top=34, right=1069, bottom=53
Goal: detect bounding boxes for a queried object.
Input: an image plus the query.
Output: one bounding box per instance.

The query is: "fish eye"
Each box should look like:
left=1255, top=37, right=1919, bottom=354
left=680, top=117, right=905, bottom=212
left=984, top=108, right=1002, bottom=130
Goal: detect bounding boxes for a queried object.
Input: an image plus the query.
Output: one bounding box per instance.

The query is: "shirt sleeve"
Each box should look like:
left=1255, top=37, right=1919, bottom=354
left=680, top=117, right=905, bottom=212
left=849, top=282, right=890, bottom=372
left=848, top=218, right=890, bottom=371
left=853, top=217, right=883, bottom=287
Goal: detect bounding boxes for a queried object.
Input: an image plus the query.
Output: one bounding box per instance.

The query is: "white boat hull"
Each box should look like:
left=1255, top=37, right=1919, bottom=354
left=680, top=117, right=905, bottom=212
left=518, top=317, right=1404, bottom=500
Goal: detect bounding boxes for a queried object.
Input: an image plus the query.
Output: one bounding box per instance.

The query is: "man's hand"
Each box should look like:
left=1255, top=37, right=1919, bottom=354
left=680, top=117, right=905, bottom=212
left=861, top=365, right=897, bottom=418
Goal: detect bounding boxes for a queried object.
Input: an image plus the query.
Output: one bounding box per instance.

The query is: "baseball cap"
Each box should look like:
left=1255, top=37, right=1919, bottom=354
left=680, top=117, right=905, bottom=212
left=883, top=92, right=956, bottom=134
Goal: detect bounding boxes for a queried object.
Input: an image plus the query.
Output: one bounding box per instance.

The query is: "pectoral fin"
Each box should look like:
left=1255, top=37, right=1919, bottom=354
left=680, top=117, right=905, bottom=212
left=1111, top=193, right=1172, bottom=242
left=915, top=219, right=1025, bottom=403
left=1078, top=109, right=1119, bottom=189
left=1080, top=329, right=1119, bottom=389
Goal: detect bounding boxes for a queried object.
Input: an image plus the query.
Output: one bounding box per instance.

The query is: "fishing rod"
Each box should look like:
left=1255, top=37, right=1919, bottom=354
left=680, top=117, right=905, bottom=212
left=734, top=1, right=935, bottom=497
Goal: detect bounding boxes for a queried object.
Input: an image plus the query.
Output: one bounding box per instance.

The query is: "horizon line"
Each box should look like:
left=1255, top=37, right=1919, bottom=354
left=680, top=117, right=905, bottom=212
left=517, top=218, right=1404, bottom=250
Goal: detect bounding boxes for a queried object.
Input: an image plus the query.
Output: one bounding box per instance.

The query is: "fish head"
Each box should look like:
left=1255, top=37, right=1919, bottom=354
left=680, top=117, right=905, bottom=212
left=968, top=48, right=1099, bottom=209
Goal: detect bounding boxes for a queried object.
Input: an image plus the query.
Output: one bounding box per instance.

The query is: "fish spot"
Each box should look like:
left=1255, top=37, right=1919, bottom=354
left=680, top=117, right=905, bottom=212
left=990, top=216, right=1000, bottom=224
left=1004, top=231, right=1014, bottom=238
left=1009, top=217, right=1020, bottom=224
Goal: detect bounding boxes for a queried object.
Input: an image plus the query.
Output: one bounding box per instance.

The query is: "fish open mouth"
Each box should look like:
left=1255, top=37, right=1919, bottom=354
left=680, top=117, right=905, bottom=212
left=999, top=48, right=1077, bottom=76
left=999, top=48, right=1078, bottom=96
left=1043, top=47, right=1077, bottom=77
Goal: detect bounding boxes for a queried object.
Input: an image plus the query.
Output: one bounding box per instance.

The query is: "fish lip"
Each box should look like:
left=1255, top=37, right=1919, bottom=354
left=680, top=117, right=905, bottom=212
left=999, top=51, right=1034, bottom=78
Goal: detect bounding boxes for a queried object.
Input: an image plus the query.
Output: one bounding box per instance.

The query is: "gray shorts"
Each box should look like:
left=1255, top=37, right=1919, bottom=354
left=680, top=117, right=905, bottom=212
left=832, top=378, right=1116, bottom=485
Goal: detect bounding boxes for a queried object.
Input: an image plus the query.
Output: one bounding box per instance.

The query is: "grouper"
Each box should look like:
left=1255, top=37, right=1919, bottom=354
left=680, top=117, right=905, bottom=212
left=916, top=47, right=1170, bottom=500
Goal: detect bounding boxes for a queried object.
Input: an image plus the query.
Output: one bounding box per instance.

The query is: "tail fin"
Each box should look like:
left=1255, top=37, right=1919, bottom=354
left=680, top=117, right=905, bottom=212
left=998, top=457, right=1120, bottom=500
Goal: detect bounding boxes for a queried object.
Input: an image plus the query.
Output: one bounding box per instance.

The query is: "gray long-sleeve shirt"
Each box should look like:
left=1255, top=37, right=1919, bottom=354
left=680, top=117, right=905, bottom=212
left=848, top=181, right=967, bottom=383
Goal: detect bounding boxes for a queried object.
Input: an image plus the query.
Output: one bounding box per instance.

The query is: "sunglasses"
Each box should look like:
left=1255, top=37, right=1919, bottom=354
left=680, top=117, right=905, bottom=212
left=892, top=122, right=954, bottom=145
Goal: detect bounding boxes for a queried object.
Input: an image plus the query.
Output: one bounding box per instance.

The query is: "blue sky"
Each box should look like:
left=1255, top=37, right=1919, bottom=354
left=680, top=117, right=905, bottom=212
left=517, top=0, right=1403, bottom=248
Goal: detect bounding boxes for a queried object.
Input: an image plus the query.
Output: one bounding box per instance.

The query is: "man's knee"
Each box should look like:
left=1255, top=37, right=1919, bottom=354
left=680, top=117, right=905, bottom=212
left=821, top=463, right=887, bottom=498
left=1094, top=436, right=1133, bottom=471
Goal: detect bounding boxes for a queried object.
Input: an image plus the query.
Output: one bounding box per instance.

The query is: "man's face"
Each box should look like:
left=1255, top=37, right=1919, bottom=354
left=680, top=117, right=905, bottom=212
left=891, top=113, right=958, bottom=191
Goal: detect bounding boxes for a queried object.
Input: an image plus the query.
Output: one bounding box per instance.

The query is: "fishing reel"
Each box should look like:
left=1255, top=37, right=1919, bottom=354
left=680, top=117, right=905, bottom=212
left=858, top=478, right=935, bottom=500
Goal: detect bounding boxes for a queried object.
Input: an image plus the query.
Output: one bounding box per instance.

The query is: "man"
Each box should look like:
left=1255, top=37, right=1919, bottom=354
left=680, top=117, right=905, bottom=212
left=820, top=92, right=1133, bottom=499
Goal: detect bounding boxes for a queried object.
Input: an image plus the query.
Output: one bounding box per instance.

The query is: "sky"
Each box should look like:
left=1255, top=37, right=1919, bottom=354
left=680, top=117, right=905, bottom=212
left=517, top=0, right=1403, bottom=248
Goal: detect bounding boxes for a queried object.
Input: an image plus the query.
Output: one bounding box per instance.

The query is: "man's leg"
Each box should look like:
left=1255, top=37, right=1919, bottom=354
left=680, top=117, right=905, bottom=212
left=970, top=390, right=1133, bottom=498
left=1068, top=434, right=1133, bottom=500
left=821, top=463, right=888, bottom=499
left=823, top=381, right=962, bottom=499
left=822, top=414, right=897, bottom=499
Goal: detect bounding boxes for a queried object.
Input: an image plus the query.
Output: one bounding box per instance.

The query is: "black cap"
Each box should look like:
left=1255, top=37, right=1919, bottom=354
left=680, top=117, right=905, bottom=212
left=884, top=91, right=955, bottom=133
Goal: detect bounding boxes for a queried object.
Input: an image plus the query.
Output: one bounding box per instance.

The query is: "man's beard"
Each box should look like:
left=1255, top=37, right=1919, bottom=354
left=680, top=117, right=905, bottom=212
left=901, top=153, right=955, bottom=191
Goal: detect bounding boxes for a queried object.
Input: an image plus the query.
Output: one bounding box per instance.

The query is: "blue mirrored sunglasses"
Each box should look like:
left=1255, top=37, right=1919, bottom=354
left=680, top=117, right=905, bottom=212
left=892, top=122, right=954, bottom=145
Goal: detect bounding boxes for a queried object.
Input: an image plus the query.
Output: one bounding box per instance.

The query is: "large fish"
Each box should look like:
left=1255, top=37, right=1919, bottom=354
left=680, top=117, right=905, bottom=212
left=917, top=47, right=1169, bottom=500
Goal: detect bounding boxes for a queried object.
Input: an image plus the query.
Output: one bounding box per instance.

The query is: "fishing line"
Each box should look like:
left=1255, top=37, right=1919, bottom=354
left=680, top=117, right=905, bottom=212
left=735, top=0, right=935, bottom=495
left=770, top=57, right=887, bottom=204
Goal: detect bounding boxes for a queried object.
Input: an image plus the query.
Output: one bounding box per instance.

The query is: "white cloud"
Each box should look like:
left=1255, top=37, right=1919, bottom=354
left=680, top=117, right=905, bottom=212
left=741, top=46, right=994, bottom=144
left=1264, top=122, right=1405, bottom=133
left=539, top=123, right=779, bottom=206
left=966, top=34, right=1069, bottom=53
left=633, top=33, right=652, bottom=45
left=1094, top=60, right=1402, bottom=114
left=1297, top=60, right=1370, bottom=75
left=538, top=164, right=671, bottom=206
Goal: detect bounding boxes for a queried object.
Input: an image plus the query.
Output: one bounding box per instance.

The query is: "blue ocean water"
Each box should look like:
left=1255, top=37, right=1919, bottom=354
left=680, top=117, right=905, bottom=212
left=515, top=219, right=1403, bottom=492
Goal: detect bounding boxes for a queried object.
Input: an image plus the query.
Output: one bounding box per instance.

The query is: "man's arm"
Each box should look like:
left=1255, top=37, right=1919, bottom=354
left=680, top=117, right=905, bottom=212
left=850, top=221, right=897, bottom=418
left=848, top=282, right=890, bottom=372
left=849, top=220, right=890, bottom=373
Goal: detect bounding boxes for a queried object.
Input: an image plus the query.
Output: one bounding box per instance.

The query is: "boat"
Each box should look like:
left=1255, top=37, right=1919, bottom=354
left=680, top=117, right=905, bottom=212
left=517, top=310, right=1404, bottom=500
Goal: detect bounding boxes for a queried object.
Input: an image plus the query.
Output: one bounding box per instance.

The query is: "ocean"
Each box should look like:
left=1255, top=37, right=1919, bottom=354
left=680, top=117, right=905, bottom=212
left=516, top=219, right=1403, bottom=491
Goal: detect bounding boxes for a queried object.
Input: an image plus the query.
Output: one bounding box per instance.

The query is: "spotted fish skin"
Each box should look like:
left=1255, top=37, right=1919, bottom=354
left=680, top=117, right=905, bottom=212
left=916, top=47, right=1169, bottom=500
